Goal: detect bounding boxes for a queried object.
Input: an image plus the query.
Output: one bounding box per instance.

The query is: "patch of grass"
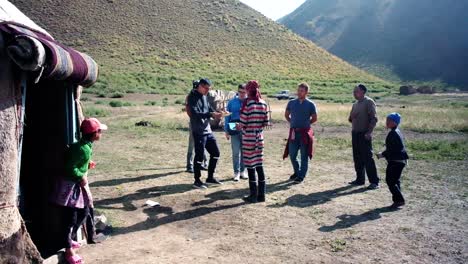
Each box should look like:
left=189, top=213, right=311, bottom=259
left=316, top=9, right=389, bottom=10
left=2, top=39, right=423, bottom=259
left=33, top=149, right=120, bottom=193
left=329, top=239, right=347, bottom=252
left=109, top=101, right=135, bottom=107
left=144, top=101, right=158, bottom=106
left=407, top=140, right=468, bottom=161
left=95, top=100, right=107, bottom=105
left=174, top=99, right=185, bottom=105
left=83, top=106, right=109, bottom=117
left=109, top=92, right=125, bottom=98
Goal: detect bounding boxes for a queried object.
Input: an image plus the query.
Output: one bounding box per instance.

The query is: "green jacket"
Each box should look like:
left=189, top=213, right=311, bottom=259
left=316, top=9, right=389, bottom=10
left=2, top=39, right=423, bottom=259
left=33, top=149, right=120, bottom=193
left=65, top=139, right=93, bottom=182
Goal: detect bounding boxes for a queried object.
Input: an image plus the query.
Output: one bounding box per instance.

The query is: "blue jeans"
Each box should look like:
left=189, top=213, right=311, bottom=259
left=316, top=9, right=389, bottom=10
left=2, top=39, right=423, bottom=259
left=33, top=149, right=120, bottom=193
left=230, top=133, right=245, bottom=173
left=289, top=132, right=309, bottom=179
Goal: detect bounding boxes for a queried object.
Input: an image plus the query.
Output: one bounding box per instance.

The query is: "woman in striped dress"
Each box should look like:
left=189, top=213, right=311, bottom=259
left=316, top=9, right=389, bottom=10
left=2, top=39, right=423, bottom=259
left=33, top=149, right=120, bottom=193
left=237, top=80, right=270, bottom=203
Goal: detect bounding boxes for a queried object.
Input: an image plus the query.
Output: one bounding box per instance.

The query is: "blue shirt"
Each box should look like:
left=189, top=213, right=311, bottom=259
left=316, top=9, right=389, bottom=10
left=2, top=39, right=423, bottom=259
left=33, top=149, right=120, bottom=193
left=286, top=98, right=317, bottom=128
left=224, top=95, right=244, bottom=132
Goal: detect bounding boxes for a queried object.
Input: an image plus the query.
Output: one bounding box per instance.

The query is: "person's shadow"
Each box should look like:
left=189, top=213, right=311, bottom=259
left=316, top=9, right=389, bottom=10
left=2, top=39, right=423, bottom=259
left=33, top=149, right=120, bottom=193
left=269, top=185, right=368, bottom=208
left=94, top=183, right=194, bottom=211
left=318, top=206, right=398, bottom=232
left=90, top=170, right=183, bottom=187
left=191, top=179, right=294, bottom=207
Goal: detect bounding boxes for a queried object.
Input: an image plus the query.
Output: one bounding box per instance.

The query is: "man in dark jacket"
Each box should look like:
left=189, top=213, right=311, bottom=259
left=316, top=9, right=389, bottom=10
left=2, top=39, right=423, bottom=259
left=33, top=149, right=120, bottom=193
left=187, top=78, right=223, bottom=188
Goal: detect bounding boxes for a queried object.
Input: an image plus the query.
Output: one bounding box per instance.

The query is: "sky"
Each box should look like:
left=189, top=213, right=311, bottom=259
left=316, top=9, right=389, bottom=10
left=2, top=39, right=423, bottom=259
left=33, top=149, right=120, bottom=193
left=239, top=0, right=306, bottom=20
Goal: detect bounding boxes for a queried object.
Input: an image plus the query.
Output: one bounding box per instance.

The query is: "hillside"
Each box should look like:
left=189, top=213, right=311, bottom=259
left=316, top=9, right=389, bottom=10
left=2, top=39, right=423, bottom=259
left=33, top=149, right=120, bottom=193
left=10, top=0, right=391, bottom=99
left=279, top=0, right=468, bottom=89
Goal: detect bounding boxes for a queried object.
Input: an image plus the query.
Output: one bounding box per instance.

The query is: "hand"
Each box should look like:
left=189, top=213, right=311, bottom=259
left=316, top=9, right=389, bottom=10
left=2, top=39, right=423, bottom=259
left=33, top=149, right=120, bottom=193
left=225, top=133, right=230, bottom=140
left=89, top=161, right=96, bottom=169
left=80, top=176, right=88, bottom=187
left=235, top=123, right=242, bottom=131
left=212, top=112, right=223, bottom=119
left=364, top=132, right=372, bottom=141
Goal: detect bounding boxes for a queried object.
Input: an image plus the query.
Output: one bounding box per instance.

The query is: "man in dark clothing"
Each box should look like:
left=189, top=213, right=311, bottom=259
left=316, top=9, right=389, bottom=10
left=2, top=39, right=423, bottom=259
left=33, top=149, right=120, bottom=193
left=348, top=84, right=380, bottom=190
left=187, top=78, right=223, bottom=188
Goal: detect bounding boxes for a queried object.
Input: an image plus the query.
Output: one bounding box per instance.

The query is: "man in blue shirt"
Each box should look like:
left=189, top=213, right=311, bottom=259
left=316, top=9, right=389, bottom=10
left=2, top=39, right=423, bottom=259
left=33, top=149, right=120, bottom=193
left=224, top=84, right=248, bottom=181
left=284, top=83, right=318, bottom=183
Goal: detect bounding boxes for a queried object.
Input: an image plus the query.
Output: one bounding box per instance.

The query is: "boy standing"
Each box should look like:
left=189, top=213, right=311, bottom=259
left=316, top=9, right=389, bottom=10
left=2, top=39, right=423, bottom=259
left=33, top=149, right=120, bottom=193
left=377, top=113, right=409, bottom=208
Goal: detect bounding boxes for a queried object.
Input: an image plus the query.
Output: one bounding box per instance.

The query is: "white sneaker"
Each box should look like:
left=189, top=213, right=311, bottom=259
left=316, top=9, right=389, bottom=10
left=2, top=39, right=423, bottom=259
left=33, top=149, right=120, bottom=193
left=233, top=172, right=240, bottom=181
left=240, top=171, right=248, bottom=180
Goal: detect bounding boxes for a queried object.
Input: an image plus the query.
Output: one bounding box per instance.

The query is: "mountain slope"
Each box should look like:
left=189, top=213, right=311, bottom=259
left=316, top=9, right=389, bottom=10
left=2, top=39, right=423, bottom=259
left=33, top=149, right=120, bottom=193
left=279, top=0, right=468, bottom=88
left=10, top=0, right=391, bottom=98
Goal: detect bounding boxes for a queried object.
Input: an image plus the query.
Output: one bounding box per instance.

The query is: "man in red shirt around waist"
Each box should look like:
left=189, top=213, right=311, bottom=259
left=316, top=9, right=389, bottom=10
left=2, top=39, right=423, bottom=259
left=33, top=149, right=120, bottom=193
left=283, top=83, right=318, bottom=184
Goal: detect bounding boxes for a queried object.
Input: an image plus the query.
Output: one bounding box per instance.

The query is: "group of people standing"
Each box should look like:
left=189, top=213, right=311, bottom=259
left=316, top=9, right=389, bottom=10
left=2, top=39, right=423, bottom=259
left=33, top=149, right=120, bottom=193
left=185, top=80, right=409, bottom=208
left=52, top=79, right=409, bottom=264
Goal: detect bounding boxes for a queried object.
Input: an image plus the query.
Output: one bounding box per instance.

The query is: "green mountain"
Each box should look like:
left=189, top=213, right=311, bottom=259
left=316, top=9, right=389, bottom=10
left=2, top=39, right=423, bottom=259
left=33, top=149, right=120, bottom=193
left=10, top=0, right=392, bottom=99
left=279, top=0, right=468, bottom=89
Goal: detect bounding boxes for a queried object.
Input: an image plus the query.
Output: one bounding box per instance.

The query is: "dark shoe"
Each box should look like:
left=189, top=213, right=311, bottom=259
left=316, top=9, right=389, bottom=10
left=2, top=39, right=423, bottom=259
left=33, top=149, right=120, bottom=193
left=193, top=180, right=207, bottom=189
left=88, top=233, right=108, bottom=244
left=348, top=180, right=365, bottom=186
left=390, top=202, right=405, bottom=209
left=257, top=195, right=265, bottom=202
left=289, top=173, right=297, bottom=181
left=243, top=195, right=257, bottom=203
left=206, top=177, right=223, bottom=185
left=293, top=177, right=304, bottom=184
left=186, top=168, right=194, bottom=173
left=367, top=183, right=380, bottom=190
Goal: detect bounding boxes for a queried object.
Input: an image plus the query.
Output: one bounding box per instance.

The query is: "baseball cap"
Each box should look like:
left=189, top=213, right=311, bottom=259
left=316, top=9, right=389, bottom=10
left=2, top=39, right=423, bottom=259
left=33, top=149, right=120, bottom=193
left=81, top=118, right=108, bottom=134
left=387, top=112, right=401, bottom=125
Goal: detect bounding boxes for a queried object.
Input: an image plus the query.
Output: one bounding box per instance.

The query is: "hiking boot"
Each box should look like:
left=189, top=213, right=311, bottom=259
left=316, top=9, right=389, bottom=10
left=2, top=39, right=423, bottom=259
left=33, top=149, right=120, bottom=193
left=367, top=183, right=380, bottom=190
left=348, top=180, right=365, bottom=186
left=193, top=180, right=207, bottom=189
left=206, top=177, right=223, bottom=185
left=240, top=171, right=248, bottom=180
left=233, top=172, right=240, bottom=182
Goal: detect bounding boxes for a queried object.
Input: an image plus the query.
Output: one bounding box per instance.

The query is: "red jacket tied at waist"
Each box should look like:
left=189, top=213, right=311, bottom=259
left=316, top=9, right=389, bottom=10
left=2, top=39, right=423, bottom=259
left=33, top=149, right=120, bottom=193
left=283, top=128, right=315, bottom=160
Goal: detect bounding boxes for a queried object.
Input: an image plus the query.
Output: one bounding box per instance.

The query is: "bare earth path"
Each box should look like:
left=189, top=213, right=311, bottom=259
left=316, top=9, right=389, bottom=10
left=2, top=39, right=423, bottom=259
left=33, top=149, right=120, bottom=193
left=79, top=104, right=467, bottom=264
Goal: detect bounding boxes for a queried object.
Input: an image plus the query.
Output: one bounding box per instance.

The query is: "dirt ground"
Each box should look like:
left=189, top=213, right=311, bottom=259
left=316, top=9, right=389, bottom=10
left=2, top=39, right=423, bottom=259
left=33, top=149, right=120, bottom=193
left=78, top=101, right=467, bottom=264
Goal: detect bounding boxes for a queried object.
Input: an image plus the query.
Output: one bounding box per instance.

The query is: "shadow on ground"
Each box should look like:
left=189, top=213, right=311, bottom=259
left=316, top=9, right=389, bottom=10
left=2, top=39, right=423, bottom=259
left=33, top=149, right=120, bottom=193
left=319, top=206, right=397, bottom=232
left=90, top=170, right=184, bottom=187
left=269, top=185, right=368, bottom=208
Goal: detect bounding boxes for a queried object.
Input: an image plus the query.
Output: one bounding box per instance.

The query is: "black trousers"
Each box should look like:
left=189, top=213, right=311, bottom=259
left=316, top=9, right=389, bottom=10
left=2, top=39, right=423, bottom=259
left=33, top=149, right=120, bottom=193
left=61, top=206, right=89, bottom=249
left=386, top=161, right=406, bottom=203
left=193, top=133, right=220, bottom=181
left=352, top=131, right=379, bottom=184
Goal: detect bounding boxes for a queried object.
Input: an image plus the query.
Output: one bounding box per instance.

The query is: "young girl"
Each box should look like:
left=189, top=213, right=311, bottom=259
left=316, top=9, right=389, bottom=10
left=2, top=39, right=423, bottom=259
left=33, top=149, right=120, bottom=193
left=54, top=118, right=107, bottom=264
left=237, top=80, right=270, bottom=203
left=377, top=113, right=409, bottom=208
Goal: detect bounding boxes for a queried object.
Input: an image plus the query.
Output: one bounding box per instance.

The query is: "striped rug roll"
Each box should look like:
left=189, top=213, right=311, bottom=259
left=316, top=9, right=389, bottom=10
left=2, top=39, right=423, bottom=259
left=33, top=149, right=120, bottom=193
left=0, top=22, right=98, bottom=87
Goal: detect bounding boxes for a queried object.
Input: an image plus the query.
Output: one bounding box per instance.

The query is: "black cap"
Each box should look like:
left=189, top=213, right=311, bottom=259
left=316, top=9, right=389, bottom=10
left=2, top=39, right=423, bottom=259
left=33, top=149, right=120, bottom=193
left=199, top=78, right=212, bottom=86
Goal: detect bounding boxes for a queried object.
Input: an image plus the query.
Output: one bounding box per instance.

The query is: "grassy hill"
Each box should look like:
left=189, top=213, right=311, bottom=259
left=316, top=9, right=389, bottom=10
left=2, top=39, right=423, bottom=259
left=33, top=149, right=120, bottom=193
left=11, top=0, right=393, bottom=100
left=279, top=0, right=468, bottom=89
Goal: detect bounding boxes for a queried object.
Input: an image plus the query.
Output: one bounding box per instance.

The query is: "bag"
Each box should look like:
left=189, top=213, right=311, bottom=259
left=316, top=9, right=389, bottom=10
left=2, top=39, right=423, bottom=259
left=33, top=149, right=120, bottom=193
left=227, top=119, right=240, bottom=135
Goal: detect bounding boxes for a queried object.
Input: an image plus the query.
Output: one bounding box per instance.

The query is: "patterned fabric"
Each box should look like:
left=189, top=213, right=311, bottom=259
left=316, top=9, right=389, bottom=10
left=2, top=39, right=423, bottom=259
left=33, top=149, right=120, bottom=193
left=0, top=22, right=98, bottom=87
left=51, top=179, right=93, bottom=209
left=240, top=99, right=269, bottom=168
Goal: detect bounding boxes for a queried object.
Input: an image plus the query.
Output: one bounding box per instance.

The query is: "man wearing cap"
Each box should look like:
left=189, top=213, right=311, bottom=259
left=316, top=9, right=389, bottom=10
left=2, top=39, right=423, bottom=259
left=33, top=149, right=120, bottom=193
left=348, top=84, right=380, bottom=189
left=187, top=78, right=223, bottom=188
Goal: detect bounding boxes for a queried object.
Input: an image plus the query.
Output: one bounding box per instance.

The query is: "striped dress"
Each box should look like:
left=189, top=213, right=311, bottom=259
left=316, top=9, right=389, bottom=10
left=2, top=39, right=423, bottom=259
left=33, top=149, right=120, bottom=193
left=240, top=99, right=269, bottom=168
